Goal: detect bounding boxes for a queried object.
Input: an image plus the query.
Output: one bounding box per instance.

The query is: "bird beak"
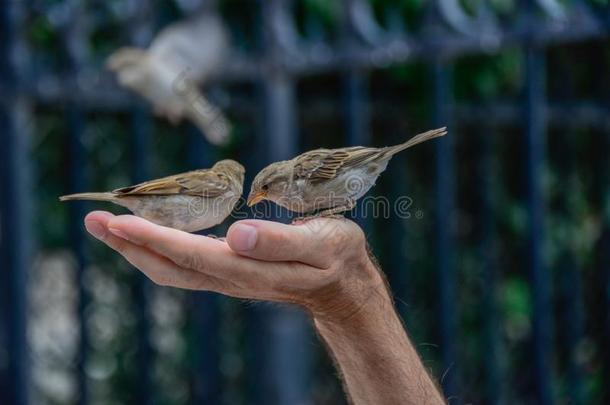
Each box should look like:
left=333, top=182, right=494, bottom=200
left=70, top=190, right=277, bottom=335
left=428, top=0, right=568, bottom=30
left=247, top=190, right=267, bottom=207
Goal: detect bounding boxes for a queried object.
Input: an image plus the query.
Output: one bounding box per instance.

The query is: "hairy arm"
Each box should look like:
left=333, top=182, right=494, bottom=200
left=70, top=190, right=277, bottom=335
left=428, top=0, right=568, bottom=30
left=312, top=262, right=445, bottom=405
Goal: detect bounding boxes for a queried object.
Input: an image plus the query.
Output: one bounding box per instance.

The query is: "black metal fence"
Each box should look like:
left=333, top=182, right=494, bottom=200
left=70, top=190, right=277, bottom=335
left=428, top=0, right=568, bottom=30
left=1, top=0, right=610, bottom=404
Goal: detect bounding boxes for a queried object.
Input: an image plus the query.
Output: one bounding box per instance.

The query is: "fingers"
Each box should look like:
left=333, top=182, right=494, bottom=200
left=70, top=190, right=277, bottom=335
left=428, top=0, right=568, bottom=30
left=83, top=212, right=358, bottom=304
left=103, top=215, right=308, bottom=290
left=226, top=218, right=357, bottom=269
left=84, top=211, right=234, bottom=293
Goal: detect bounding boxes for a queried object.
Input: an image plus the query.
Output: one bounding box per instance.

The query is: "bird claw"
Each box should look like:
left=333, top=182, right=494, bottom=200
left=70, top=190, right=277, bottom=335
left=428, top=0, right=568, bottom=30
left=292, top=213, right=345, bottom=225
left=206, top=234, right=226, bottom=242
left=320, top=214, right=346, bottom=220
left=292, top=200, right=355, bottom=224
left=292, top=216, right=314, bottom=225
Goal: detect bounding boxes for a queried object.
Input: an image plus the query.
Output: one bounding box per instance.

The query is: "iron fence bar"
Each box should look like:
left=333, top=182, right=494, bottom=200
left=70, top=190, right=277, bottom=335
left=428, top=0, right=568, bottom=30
left=65, top=105, right=89, bottom=405
left=478, top=127, right=501, bottom=405
left=383, top=149, right=411, bottom=321
left=558, top=253, right=583, bottom=405
left=602, top=237, right=610, bottom=404
left=432, top=58, right=459, bottom=400
left=25, top=14, right=608, bottom=100
left=601, top=118, right=610, bottom=405
left=186, top=126, right=223, bottom=404
left=127, top=4, right=155, bottom=403
left=247, top=1, right=312, bottom=404
left=189, top=291, right=222, bottom=404
left=130, top=106, right=154, bottom=405
left=250, top=77, right=313, bottom=404
left=0, top=3, right=31, bottom=404
left=523, top=45, right=553, bottom=405
left=255, top=61, right=313, bottom=405
left=342, top=0, right=371, bottom=229
left=455, top=102, right=610, bottom=128
left=124, top=94, right=152, bottom=405
left=597, top=44, right=610, bottom=405
left=343, top=72, right=369, bottom=227
left=25, top=86, right=610, bottom=130
left=553, top=65, right=584, bottom=404
left=60, top=4, right=92, bottom=402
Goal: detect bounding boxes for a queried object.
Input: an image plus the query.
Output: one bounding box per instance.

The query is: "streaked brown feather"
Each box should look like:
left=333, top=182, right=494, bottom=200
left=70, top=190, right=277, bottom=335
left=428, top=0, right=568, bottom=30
left=294, top=147, right=384, bottom=183
left=291, top=128, right=447, bottom=184
left=113, top=169, right=230, bottom=197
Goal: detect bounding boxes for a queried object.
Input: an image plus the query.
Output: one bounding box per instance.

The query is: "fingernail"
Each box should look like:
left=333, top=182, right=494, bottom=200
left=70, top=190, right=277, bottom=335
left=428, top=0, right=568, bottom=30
left=108, top=227, right=130, bottom=241
left=231, top=224, right=258, bottom=251
left=85, top=220, right=107, bottom=240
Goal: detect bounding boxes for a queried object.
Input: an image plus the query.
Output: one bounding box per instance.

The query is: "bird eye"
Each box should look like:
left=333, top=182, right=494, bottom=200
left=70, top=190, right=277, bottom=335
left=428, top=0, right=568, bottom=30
left=262, top=184, right=269, bottom=191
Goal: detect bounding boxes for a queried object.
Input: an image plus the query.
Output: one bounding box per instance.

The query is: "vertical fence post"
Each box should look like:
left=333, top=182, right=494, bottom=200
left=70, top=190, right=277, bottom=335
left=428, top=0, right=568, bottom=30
left=187, top=125, right=222, bottom=404
left=594, top=139, right=610, bottom=404
left=524, top=45, right=553, bottom=405
left=479, top=127, right=501, bottom=404
left=66, top=104, right=89, bottom=405
left=600, top=228, right=610, bottom=404
left=252, top=57, right=312, bottom=405
left=343, top=70, right=371, bottom=229
left=343, top=72, right=369, bottom=149
left=128, top=6, right=155, bottom=403
left=340, top=0, right=371, bottom=229
left=431, top=58, right=458, bottom=399
left=246, top=1, right=312, bottom=404
left=130, top=105, right=153, bottom=405
left=61, top=10, right=91, bottom=403
left=0, top=3, right=31, bottom=405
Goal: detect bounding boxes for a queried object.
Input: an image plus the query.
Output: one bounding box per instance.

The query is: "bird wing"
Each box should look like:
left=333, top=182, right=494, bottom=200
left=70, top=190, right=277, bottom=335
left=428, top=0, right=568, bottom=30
left=148, top=14, right=228, bottom=81
left=112, top=169, right=231, bottom=197
left=293, top=147, right=383, bottom=183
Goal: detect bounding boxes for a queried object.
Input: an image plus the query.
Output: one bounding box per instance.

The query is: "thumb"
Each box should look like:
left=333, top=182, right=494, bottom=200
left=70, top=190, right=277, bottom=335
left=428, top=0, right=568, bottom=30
left=226, top=219, right=350, bottom=269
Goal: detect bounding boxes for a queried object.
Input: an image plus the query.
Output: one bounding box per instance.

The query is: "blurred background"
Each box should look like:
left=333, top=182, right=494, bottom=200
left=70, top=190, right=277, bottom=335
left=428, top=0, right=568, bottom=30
left=1, top=0, right=610, bottom=404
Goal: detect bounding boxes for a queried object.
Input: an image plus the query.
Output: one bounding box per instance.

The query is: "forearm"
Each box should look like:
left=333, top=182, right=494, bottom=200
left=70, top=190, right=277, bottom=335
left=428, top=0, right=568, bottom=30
left=312, top=265, right=445, bottom=405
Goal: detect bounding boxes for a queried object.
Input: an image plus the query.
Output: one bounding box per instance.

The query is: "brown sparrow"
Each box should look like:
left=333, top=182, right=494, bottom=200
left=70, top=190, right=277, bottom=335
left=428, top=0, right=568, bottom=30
left=247, top=128, right=447, bottom=216
left=60, top=160, right=244, bottom=232
left=106, top=11, right=231, bottom=145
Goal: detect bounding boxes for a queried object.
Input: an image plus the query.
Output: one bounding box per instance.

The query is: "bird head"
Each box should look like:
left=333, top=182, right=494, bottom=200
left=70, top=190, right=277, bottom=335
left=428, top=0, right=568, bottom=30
left=247, top=161, right=291, bottom=207
left=213, top=159, right=245, bottom=183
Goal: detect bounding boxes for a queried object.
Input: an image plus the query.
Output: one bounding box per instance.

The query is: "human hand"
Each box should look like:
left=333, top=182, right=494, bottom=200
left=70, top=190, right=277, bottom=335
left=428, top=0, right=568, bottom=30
left=84, top=211, right=385, bottom=321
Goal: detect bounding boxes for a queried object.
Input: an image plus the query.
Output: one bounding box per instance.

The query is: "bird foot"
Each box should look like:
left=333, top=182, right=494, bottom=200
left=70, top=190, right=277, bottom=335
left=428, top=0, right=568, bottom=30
left=292, top=213, right=346, bottom=225
left=292, top=216, right=314, bottom=225
left=292, top=200, right=356, bottom=224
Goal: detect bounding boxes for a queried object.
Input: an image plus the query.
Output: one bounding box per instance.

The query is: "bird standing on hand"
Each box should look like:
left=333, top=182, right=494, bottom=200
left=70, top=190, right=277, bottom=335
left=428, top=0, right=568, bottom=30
left=106, top=11, right=231, bottom=145
left=247, top=128, right=447, bottom=217
left=60, top=160, right=244, bottom=232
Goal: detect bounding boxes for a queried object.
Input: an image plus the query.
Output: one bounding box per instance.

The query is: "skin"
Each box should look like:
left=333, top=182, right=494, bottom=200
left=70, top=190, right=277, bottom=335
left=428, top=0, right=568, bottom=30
left=84, top=211, right=446, bottom=405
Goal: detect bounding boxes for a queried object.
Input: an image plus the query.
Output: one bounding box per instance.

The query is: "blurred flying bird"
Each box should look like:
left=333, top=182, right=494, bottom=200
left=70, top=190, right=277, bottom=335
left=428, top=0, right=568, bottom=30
left=107, top=11, right=231, bottom=145
left=247, top=128, right=447, bottom=217
left=60, top=160, right=244, bottom=232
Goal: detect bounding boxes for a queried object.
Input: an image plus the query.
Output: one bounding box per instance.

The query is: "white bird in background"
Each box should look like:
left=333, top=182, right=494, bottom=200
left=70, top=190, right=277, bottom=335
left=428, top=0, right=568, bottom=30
left=107, top=11, right=231, bottom=145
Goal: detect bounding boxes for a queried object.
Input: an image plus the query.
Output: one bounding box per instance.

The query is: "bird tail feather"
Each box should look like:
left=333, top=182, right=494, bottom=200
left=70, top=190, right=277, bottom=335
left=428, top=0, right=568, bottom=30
left=390, top=127, right=448, bottom=155
left=59, top=192, right=116, bottom=202
left=184, top=90, right=232, bottom=145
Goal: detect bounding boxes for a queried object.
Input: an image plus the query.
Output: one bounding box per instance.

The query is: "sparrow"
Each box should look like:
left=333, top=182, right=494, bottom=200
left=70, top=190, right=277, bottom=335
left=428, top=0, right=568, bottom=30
left=60, top=160, right=244, bottom=233
left=247, top=128, right=447, bottom=217
left=106, top=11, right=231, bottom=145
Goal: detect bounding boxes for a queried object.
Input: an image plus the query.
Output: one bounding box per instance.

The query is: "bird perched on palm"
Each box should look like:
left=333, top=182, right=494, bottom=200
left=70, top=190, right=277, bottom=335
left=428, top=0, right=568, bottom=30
left=106, top=11, right=231, bottom=145
left=60, top=160, right=244, bottom=232
left=247, top=128, right=447, bottom=218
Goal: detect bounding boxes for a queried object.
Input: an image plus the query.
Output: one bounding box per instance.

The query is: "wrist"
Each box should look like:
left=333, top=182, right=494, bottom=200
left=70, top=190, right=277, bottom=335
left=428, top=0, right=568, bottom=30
left=305, top=255, right=391, bottom=325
